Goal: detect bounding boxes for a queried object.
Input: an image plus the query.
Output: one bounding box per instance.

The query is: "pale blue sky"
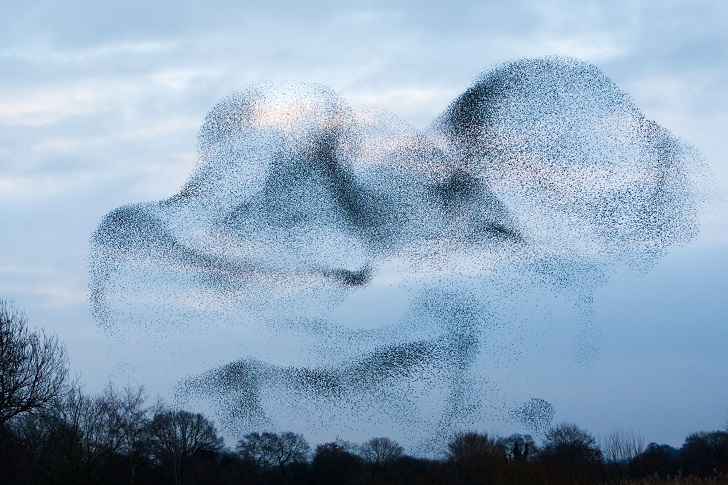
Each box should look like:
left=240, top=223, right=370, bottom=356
left=1, top=0, right=726, bottom=448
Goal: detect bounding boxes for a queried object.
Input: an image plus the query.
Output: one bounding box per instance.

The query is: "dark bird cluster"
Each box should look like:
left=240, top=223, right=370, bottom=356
left=89, top=57, right=707, bottom=448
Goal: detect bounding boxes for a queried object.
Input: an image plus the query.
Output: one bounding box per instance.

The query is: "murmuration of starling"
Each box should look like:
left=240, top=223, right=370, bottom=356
left=89, top=57, right=708, bottom=451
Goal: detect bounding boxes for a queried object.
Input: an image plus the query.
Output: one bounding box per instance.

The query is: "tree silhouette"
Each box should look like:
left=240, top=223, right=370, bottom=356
left=359, top=436, right=404, bottom=469
left=538, top=422, right=603, bottom=484
left=237, top=431, right=310, bottom=477
left=633, top=442, right=679, bottom=478
left=602, top=427, right=644, bottom=481
left=446, top=431, right=507, bottom=484
left=680, top=431, right=728, bottom=476
left=148, top=409, right=223, bottom=485
left=503, top=433, right=537, bottom=463
left=312, top=441, right=363, bottom=485
left=92, top=384, right=150, bottom=484
left=0, top=300, right=68, bottom=426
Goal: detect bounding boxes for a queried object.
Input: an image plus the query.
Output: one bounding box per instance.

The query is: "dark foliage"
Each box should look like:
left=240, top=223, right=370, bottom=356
left=536, top=422, right=603, bottom=485
left=4, top=399, right=728, bottom=484
left=446, top=431, right=508, bottom=484
left=311, top=441, right=363, bottom=485
left=680, top=431, right=728, bottom=476
left=631, top=442, right=680, bottom=478
left=237, top=430, right=310, bottom=482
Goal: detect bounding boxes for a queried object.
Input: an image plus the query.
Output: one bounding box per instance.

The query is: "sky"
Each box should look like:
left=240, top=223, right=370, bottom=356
left=1, top=0, right=727, bottom=450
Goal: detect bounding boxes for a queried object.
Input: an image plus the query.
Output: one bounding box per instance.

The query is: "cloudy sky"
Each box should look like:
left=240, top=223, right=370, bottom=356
left=1, top=0, right=727, bottom=448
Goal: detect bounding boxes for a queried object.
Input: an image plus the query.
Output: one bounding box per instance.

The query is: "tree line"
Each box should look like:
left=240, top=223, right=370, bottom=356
left=2, top=300, right=727, bottom=484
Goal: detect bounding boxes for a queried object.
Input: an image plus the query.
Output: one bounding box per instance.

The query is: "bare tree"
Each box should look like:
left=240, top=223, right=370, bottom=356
left=502, top=433, right=537, bottom=463
left=538, top=422, right=603, bottom=483
left=237, top=431, right=310, bottom=476
left=47, top=384, right=105, bottom=484
left=90, top=384, right=150, bottom=484
left=0, top=300, right=68, bottom=426
left=447, top=431, right=505, bottom=463
left=312, top=441, right=364, bottom=484
left=446, top=431, right=507, bottom=484
left=237, top=432, right=277, bottom=471
left=7, top=383, right=108, bottom=484
left=540, top=422, right=602, bottom=463
left=94, top=384, right=149, bottom=455
left=8, top=383, right=151, bottom=484
left=602, top=427, right=644, bottom=482
left=148, top=409, right=224, bottom=485
left=359, top=437, right=404, bottom=469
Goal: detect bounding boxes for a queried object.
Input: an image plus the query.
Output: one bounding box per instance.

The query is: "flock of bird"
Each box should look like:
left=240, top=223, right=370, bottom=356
left=89, top=57, right=706, bottom=450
